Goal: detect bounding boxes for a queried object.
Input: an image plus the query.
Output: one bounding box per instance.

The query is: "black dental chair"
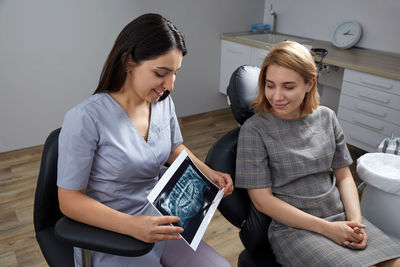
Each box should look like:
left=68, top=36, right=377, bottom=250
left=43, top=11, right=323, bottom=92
left=34, top=128, right=154, bottom=267
left=205, top=65, right=280, bottom=266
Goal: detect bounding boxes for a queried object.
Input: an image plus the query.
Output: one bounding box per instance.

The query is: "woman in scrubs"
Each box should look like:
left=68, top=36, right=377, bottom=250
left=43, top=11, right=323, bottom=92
left=57, top=13, right=233, bottom=267
left=235, top=41, right=400, bottom=266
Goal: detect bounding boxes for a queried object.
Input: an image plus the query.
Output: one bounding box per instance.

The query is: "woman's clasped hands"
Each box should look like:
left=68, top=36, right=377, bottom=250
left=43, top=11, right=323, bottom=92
left=324, top=221, right=368, bottom=250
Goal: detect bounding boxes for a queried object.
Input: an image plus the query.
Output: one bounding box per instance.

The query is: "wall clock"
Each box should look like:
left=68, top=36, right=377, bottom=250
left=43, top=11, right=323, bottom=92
left=332, top=20, right=362, bottom=49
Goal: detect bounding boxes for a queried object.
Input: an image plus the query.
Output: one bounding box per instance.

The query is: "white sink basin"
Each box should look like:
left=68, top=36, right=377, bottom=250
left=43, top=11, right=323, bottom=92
left=357, top=153, right=400, bottom=195
left=237, top=33, right=312, bottom=50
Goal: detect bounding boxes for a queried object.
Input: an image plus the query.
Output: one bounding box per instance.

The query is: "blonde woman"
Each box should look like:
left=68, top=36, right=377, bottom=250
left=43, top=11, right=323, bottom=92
left=235, top=41, right=400, bottom=266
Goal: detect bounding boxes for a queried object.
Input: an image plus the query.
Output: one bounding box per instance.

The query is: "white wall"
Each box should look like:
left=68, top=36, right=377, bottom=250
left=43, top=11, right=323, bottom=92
left=137, top=0, right=264, bottom=117
left=0, top=0, right=264, bottom=153
left=263, top=0, right=400, bottom=54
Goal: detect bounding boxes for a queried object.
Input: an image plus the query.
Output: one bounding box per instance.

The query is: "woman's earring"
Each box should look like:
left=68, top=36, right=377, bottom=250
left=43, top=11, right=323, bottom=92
left=126, top=68, right=130, bottom=73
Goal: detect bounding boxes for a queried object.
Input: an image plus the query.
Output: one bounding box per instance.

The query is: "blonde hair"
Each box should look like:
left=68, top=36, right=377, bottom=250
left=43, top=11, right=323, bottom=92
left=252, top=41, right=319, bottom=115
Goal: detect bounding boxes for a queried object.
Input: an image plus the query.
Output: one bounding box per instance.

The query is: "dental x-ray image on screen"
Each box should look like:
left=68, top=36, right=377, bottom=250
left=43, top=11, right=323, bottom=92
left=147, top=150, right=224, bottom=250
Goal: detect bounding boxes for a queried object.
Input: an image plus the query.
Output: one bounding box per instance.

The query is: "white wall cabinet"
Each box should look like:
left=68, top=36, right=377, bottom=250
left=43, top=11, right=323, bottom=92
left=337, top=69, right=400, bottom=152
left=250, top=47, right=269, bottom=68
left=219, top=40, right=268, bottom=94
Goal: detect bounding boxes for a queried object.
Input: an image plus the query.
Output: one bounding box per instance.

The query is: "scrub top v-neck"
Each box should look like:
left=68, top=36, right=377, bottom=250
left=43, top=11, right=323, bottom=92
left=109, top=92, right=156, bottom=145
left=57, top=92, right=183, bottom=266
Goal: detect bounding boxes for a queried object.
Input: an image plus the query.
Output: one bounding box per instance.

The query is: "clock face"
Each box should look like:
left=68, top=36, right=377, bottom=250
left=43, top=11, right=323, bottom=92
left=332, top=20, right=362, bottom=49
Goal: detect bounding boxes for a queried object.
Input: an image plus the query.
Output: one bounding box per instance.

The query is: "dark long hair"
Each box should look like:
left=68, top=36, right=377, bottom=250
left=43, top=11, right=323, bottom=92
left=93, top=13, right=187, bottom=100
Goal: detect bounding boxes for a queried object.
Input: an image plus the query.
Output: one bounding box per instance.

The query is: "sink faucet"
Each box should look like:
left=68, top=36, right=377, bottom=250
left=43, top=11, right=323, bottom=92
left=270, top=4, right=277, bottom=34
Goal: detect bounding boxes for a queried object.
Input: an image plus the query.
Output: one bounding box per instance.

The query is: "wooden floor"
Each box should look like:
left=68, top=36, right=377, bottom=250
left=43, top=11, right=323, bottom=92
left=0, top=108, right=365, bottom=267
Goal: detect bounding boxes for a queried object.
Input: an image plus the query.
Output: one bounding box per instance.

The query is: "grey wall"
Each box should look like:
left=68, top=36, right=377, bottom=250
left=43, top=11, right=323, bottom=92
left=263, top=0, right=400, bottom=54
left=0, top=0, right=265, bottom=153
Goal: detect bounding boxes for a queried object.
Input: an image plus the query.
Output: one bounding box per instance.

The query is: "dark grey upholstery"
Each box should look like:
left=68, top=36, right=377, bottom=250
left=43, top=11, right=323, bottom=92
left=206, top=65, right=280, bottom=267
left=34, top=128, right=153, bottom=267
left=34, top=128, right=74, bottom=267
left=227, top=65, right=259, bottom=125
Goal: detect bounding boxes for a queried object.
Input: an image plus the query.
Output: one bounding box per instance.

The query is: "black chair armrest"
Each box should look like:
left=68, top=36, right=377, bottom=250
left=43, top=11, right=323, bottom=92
left=55, top=217, right=154, bottom=257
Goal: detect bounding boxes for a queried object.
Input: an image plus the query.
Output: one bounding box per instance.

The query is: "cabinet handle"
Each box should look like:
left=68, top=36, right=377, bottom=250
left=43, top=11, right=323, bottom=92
left=352, top=117, right=384, bottom=131
left=358, top=91, right=390, bottom=104
left=360, top=77, right=393, bottom=90
left=355, top=104, right=387, bottom=118
left=227, top=49, right=246, bottom=55
left=349, top=132, right=379, bottom=147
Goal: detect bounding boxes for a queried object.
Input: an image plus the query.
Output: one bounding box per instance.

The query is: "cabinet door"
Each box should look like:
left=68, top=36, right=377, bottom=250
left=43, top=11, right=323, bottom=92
left=338, top=68, right=400, bottom=152
left=219, top=40, right=251, bottom=94
left=250, top=47, right=269, bottom=67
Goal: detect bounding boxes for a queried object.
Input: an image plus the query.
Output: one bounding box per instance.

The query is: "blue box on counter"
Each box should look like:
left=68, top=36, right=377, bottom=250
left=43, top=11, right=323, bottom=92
left=251, top=23, right=271, bottom=32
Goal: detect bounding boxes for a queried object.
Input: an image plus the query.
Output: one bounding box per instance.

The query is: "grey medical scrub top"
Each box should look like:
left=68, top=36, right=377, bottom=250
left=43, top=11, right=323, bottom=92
left=57, top=93, right=183, bottom=266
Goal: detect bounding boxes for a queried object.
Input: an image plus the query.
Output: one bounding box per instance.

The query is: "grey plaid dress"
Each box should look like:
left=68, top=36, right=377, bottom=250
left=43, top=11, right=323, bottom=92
left=235, top=106, right=400, bottom=266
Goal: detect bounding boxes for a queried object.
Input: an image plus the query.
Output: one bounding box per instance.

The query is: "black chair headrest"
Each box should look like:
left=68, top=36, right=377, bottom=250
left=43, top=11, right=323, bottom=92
left=227, top=65, right=260, bottom=125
